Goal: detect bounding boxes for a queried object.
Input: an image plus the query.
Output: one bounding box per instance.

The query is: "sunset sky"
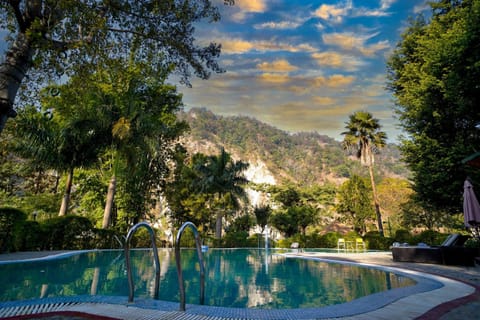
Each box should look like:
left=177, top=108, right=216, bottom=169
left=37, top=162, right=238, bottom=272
left=177, top=0, right=431, bottom=142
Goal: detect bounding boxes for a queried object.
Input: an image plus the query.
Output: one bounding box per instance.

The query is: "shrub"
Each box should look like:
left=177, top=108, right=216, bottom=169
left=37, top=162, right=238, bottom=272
left=394, top=229, right=412, bottom=244
left=42, top=215, right=95, bottom=250
left=223, top=231, right=253, bottom=247
left=320, top=232, right=342, bottom=248
left=412, top=230, right=447, bottom=246
left=364, top=231, right=394, bottom=250
left=0, top=207, right=27, bottom=253
left=17, top=220, right=44, bottom=251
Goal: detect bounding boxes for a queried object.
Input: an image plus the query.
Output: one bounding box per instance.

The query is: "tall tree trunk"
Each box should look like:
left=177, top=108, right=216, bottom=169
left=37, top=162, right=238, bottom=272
left=215, top=210, right=223, bottom=239
left=368, top=164, right=384, bottom=237
left=0, top=33, right=33, bottom=134
left=58, top=167, right=74, bottom=216
left=102, top=175, right=116, bottom=229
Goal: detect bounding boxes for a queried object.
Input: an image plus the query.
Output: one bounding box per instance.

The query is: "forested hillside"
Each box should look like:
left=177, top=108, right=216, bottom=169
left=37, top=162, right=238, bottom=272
left=179, top=108, right=409, bottom=186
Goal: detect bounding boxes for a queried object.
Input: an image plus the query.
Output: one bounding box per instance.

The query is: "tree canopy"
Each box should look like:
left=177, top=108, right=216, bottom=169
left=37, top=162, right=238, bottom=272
left=387, top=0, right=480, bottom=213
left=0, top=0, right=234, bottom=133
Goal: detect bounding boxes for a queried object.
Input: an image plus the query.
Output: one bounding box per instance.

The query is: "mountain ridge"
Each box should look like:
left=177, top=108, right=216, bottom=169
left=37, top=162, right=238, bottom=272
left=179, top=107, right=409, bottom=187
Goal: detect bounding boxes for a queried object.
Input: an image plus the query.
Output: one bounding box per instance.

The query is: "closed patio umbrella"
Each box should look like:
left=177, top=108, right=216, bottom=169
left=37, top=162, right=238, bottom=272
left=463, top=179, right=480, bottom=239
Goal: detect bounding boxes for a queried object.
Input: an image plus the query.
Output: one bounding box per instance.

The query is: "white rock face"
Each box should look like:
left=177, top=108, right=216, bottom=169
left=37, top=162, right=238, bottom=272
left=243, top=159, right=276, bottom=207
left=244, top=160, right=276, bottom=185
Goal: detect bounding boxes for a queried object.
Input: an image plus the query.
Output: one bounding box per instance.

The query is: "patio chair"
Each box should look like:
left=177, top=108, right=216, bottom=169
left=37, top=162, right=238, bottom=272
left=337, top=238, right=346, bottom=252
left=355, top=238, right=366, bottom=252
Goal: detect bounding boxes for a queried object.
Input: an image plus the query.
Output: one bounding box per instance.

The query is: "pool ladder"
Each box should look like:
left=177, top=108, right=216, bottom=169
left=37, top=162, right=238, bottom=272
left=124, top=221, right=205, bottom=311
left=124, top=222, right=160, bottom=302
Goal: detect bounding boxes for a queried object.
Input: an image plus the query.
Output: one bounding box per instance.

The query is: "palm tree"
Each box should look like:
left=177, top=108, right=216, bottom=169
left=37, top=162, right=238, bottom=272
left=14, top=104, right=109, bottom=216
left=196, top=148, right=250, bottom=239
left=341, top=111, right=387, bottom=236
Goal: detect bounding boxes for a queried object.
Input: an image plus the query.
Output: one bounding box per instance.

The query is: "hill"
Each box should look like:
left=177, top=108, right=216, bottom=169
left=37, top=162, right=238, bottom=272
left=179, top=108, right=409, bottom=186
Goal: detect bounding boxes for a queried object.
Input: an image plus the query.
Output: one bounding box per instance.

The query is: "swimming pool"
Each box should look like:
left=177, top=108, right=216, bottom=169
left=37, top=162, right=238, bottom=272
left=0, top=248, right=431, bottom=311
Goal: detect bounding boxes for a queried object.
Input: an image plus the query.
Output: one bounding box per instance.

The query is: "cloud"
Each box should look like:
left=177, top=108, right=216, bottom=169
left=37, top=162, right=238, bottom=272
left=311, top=51, right=366, bottom=71
left=257, top=73, right=291, bottom=84
left=254, top=21, right=301, bottom=30
left=314, top=74, right=355, bottom=88
left=380, top=0, right=397, bottom=10
left=322, top=32, right=390, bottom=56
left=221, top=38, right=316, bottom=54
left=322, top=32, right=366, bottom=51
left=257, top=59, right=298, bottom=72
left=313, top=96, right=337, bottom=105
left=313, top=0, right=352, bottom=23
left=236, top=0, right=266, bottom=12
left=221, top=39, right=254, bottom=54
left=231, top=0, right=267, bottom=22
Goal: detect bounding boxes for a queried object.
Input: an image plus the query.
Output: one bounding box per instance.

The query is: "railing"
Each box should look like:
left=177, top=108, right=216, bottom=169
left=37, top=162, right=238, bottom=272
left=124, top=222, right=161, bottom=303
left=175, top=221, right=205, bottom=311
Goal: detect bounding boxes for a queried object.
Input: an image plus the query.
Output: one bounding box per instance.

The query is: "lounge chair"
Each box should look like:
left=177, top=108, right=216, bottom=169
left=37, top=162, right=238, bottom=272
left=391, top=234, right=477, bottom=266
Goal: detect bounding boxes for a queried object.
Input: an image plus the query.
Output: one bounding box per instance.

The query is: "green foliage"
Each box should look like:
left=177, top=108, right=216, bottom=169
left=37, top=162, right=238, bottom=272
left=0, top=1, right=232, bottom=131
left=222, top=231, right=257, bottom=248
left=393, top=229, right=412, bottom=243
left=341, top=111, right=387, bottom=237
left=364, top=232, right=393, bottom=250
left=253, top=205, right=272, bottom=233
left=464, top=238, right=480, bottom=249
left=411, top=230, right=449, bottom=246
left=180, top=108, right=409, bottom=186
left=0, top=207, right=27, bottom=252
left=42, top=216, right=95, bottom=250
left=336, top=175, right=375, bottom=235
left=400, top=196, right=459, bottom=230
left=228, top=215, right=255, bottom=233
left=387, top=0, right=480, bottom=212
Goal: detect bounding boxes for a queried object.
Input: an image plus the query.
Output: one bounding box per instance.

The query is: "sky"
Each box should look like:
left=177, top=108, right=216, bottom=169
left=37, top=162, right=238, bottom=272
left=176, top=0, right=431, bottom=142
left=0, top=0, right=431, bottom=143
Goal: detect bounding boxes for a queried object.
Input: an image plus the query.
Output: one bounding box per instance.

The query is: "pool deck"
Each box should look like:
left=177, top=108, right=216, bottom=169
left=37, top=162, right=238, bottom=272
left=0, top=250, right=479, bottom=320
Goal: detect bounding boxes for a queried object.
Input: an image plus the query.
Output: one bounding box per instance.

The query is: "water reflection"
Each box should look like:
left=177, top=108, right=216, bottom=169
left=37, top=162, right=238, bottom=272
left=0, top=249, right=416, bottom=309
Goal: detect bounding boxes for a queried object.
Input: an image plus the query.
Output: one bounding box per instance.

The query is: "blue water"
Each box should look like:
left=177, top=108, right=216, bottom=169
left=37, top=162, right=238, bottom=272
left=0, top=249, right=416, bottom=309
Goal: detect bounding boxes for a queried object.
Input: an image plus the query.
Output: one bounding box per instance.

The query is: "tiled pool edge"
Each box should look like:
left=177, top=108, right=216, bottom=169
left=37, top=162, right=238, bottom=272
left=0, top=252, right=475, bottom=319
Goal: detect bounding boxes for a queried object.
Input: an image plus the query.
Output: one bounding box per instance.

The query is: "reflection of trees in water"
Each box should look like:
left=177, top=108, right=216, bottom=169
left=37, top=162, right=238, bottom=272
left=0, top=250, right=416, bottom=307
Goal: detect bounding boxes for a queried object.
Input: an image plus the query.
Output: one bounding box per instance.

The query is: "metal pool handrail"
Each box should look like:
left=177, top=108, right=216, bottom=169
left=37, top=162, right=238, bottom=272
left=175, top=221, right=205, bottom=311
left=124, top=222, right=161, bottom=303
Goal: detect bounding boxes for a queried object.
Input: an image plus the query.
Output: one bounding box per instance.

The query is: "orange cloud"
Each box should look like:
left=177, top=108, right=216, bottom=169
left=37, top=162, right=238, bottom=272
left=237, top=0, right=266, bottom=12
left=257, top=59, right=298, bottom=72
left=221, top=38, right=316, bottom=54
left=314, top=74, right=355, bottom=88
left=257, top=73, right=291, bottom=84
left=311, top=51, right=365, bottom=71
left=313, top=96, right=336, bottom=105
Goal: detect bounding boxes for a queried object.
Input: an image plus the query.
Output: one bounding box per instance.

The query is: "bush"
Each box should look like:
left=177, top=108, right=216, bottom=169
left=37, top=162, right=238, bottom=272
left=94, top=228, right=123, bottom=249
left=17, top=220, right=44, bottom=251
left=42, top=215, right=95, bottom=250
left=394, top=229, right=412, bottom=244
left=0, top=207, right=27, bottom=253
left=412, top=230, right=447, bottom=246
left=364, top=231, right=394, bottom=250
left=223, top=231, right=252, bottom=247
left=320, top=232, right=342, bottom=248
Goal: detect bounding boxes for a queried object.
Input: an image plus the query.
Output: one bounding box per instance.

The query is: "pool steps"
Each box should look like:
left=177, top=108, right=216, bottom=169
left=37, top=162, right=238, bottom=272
left=124, top=221, right=206, bottom=311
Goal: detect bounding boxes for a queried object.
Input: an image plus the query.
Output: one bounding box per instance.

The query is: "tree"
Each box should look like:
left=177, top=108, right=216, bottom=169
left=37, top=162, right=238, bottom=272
left=336, top=175, right=375, bottom=235
left=195, top=148, right=249, bottom=239
left=0, top=0, right=235, bottom=134
left=13, top=101, right=110, bottom=216
left=254, top=205, right=272, bottom=234
left=164, top=150, right=217, bottom=233
left=341, top=111, right=387, bottom=236
left=387, top=0, right=480, bottom=213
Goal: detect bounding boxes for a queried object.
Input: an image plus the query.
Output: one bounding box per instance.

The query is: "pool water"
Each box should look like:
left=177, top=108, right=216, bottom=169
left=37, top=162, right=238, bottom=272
left=0, top=249, right=416, bottom=309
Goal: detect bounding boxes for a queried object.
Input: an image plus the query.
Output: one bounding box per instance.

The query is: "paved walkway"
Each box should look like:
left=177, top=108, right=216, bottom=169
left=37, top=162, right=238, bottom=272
left=0, top=251, right=479, bottom=319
